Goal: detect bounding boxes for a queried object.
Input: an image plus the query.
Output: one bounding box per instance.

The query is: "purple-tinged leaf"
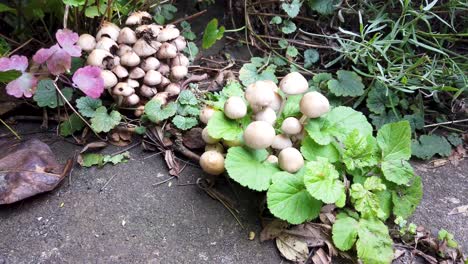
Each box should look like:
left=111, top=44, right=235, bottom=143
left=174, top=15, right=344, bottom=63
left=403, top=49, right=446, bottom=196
left=0, top=55, right=38, bottom=98
left=72, top=66, right=104, bottom=99
left=56, top=29, right=81, bottom=57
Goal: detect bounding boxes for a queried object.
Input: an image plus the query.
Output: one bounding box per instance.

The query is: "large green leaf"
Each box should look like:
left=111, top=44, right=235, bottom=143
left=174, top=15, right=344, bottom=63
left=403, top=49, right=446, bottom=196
left=90, top=106, right=121, bottom=133
left=300, top=136, right=339, bottom=162
left=267, top=170, right=322, bottom=224
left=145, top=101, right=177, bottom=123
left=356, top=219, right=394, bottom=264
left=225, top=147, right=280, bottom=191
left=381, top=160, right=414, bottom=185
left=343, top=130, right=378, bottom=171
left=350, top=177, right=387, bottom=219
left=377, top=121, right=411, bottom=161
left=328, top=70, right=365, bottom=97
left=59, top=113, right=85, bottom=137
left=202, top=18, right=225, bottom=49
left=172, top=115, right=198, bottom=130
left=366, top=81, right=399, bottom=114
left=411, top=134, right=452, bottom=160
left=76, top=96, right=102, bottom=118
left=392, top=175, right=423, bottom=219
left=306, top=0, right=340, bottom=15
left=303, top=158, right=345, bottom=204
left=33, top=79, right=73, bottom=108
left=239, top=62, right=277, bottom=87
left=332, top=213, right=359, bottom=251
left=207, top=111, right=245, bottom=141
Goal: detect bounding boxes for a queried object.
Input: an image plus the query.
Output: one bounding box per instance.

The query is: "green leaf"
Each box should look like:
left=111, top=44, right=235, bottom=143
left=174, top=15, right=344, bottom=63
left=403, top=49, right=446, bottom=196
left=270, top=16, right=282, bottom=24
left=343, top=130, right=378, bottom=171
left=370, top=111, right=401, bottom=129
left=183, top=42, right=199, bottom=61
left=76, top=96, right=102, bottom=118
left=376, top=189, right=392, bottom=221
left=411, top=135, right=452, bottom=159
left=90, top=106, right=121, bottom=133
left=392, top=175, right=423, bottom=219
left=172, top=115, right=198, bottom=130
left=377, top=121, right=412, bottom=161
left=178, top=90, right=198, bottom=105
left=303, top=158, right=345, bottom=204
left=207, top=111, right=245, bottom=141
left=306, top=0, right=340, bottom=15
left=70, top=57, right=85, bottom=74
left=313, top=73, right=333, bottom=85
left=62, top=0, right=86, bottom=7
left=239, top=62, right=277, bottom=87
left=356, top=219, right=394, bottom=264
left=350, top=177, right=386, bottom=219
left=267, top=169, right=322, bottom=224
left=0, top=70, right=21, bottom=82
left=305, top=106, right=372, bottom=145
left=0, top=37, right=11, bottom=56
left=103, top=151, right=130, bottom=165
left=328, top=70, right=365, bottom=97
left=134, top=126, right=147, bottom=135
left=226, top=147, right=280, bottom=191
left=381, top=160, right=414, bottom=185
left=177, top=105, right=200, bottom=116
left=209, top=80, right=245, bottom=110
left=80, top=153, right=104, bottom=167
left=301, top=136, right=339, bottom=163
left=84, top=4, right=106, bottom=18
left=154, top=4, right=177, bottom=24
left=447, top=133, right=463, bottom=147
left=280, top=94, right=302, bottom=119
left=304, top=49, right=319, bottom=68
left=33, top=80, right=73, bottom=108
left=286, top=45, right=299, bottom=57
left=403, top=113, right=424, bottom=132
left=332, top=213, right=359, bottom=251
left=366, top=81, right=399, bottom=114
left=281, top=20, right=297, bottom=34
left=281, top=0, right=302, bottom=18
left=181, top=21, right=197, bottom=40
left=202, top=18, right=225, bottom=49
left=145, top=101, right=177, bottom=123
left=59, top=113, right=85, bottom=137
left=0, top=3, right=16, bottom=13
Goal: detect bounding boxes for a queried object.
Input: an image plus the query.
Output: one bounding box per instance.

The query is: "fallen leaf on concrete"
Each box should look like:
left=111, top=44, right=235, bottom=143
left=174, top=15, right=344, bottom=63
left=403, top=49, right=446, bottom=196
left=311, top=248, right=331, bottom=264
left=260, top=219, right=289, bottom=242
left=276, top=233, right=309, bottom=263
left=109, top=129, right=132, bottom=147
left=80, top=141, right=108, bottom=153
left=448, top=145, right=466, bottom=166
left=0, top=139, right=72, bottom=204
left=429, top=159, right=448, bottom=168
left=448, top=204, right=468, bottom=216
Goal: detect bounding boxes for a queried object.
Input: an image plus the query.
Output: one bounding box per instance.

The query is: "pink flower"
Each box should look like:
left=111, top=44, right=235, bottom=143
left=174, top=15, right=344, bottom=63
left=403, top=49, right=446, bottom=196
left=33, top=29, right=82, bottom=75
left=0, top=55, right=38, bottom=98
left=72, top=66, right=104, bottom=99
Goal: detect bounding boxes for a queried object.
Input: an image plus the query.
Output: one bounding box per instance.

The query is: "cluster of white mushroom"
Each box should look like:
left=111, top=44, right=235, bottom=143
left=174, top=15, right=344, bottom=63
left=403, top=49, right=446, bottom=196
left=198, top=72, right=331, bottom=175
left=76, top=11, right=189, bottom=113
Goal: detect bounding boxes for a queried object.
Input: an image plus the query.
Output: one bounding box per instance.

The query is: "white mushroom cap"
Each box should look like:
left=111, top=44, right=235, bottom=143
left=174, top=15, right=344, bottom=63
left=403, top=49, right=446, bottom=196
left=171, top=66, right=188, bottom=80
left=127, top=79, right=139, bottom=88
left=254, top=107, right=276, bottom=125
left=157, top=25, right=181, bottom=42
left=171, top=36, right=187, bottom=51
left=96, top=22, right=120, bottom=41
left=156, top=43, right=177, bottom=59
left=101, top=70, right=118, bottom=89
left=279, top=72, right=308, bottom=95
left=133, top=38, right=157, bottom=57
left=129, top=67, right=145, bottom=79
left=270, top=92, right=283, bottom=112
left=135, top=24, right=162, bottom=37
left=202, top=127, right=219, bottom=144
left=200, top=105, right=216, bottom=124
left=144, top=70, right=162, bottom=86
left=199, top=151, right=225, bottom=175
left=125, top=94, right=140, bottom=106
left=120, top=51, right=141, bottom=67
left=112, top=65, right=129, bottom=79
left=141, top=57, right=160, bottom=71
left=205, top=143, right=224, bottom=153
left=224, top=96, right=247, bottom=120
left=117, top=27, right=137, bottom=44
left=140, top=85, right=158, bottom=98
left=243, top=121, right=276, bottom=149
left=266, top=155, right=278, bottom=164
left=95, top=37, right=118, bottom=53
left=281, top=117, right=302, bottom=135
left=271, top=134, right=293, bottom=150
left=171, top=54, right=189, bottom=67
left=87, top=49, right=113, bottom=67
left=300, top=91, right=330, bottom=118
left=125, top=11, right=152, bottom=26
left=245, top=80, right=276, bottom=108
left=77, top=34, right=96, bottom=52
left=278, top=147, right=304, bottom=173
left=117, top=44, right=133, bottom=57
left=113, top=83, right=135, bottom=97
left=158, top=63, right=170, bottom=75
left=165, top=83, right=181, bottom=96
left=158, top=77, right=171, bottom=89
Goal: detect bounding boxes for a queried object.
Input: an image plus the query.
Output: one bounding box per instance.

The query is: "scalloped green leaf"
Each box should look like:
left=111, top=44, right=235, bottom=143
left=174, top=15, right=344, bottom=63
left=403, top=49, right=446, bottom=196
left=303, top=158, right=345, bottom=204
left=327, top=70, right=365, bottom=97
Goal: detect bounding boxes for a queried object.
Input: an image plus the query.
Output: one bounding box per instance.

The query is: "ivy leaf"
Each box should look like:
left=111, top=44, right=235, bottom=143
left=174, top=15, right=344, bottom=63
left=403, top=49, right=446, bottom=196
left=202, top=18, right=225, bottom=49
left=306, top=0, right=340, bottom=15
left=226, top=147, right=280, bottom=191
left=183, top=42, right=199, bottom=61
left=207, top=111, right=245, bottom=141
left=356, top=219, right=394, bottom=264
left=332, top=213, right=359, bottom=251
left=270, top=16, right=282, bottom=24
left=33, top=79, right=73, bottom=108
left=286, top=45, right=299, bottom=57
left=281, top=0, right=302, bottom=18
left=145, top=101, right=177, bottom=123
left=350, top=177, right=386, bottom=219
left=59, top=113, right=85, bottom=137
left=392, top=175, right=423, bottom=219
left=76, top=96, right=102, bottom=118
left=370, top=111, right=401, bottom=129
left=327, top=70, right=365, bottom=97
left=172, top=115, right=198, bottom=130
left=178, top=90, right=198, bottom=105
left=154, top=4, right=177, bottom=24
left=90, top=106, right=121, bottom=133
left=301, top=136, right=339, bottom=163
left=239, top=62, right=277, bottom=87
left=343, top=130, right=378, bottom=171
left=281, top=20, right=297, bottom=34
left=304, top=49, right=319, bottom=68
left=381, top=160, right=414, bottom=185
left=303, top=158, right=345, bottom=204
left=305, top=106, right=373, bottom=145
left=377, top=121, right=411, bottom=161
left=411, top=135, right=452, bottom=159
left=366, top=81, right=399, bottom=114
left=267, top=169, right=322, bottom=224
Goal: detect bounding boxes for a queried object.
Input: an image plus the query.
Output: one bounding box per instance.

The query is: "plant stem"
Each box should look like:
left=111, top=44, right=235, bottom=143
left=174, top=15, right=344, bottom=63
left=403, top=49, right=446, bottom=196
left=0, top=118, right=21, bottom=139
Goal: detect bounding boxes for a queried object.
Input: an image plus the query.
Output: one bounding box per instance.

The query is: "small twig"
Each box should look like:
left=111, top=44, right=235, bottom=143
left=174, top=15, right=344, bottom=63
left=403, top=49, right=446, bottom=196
left=424, top=118, right=468, bottom=128
left=63, top=5, right=70, bottom=29
left=109, top=141, right=141, bottom=156
left=7, top=38, right=33, bottom=56
left=256, top=35, right=332, bottom=49
left=172, top=10, right=207, bottom=25
left=100, top=174, right=117, bottom=192
left=153, top=176, right=175, bottom=187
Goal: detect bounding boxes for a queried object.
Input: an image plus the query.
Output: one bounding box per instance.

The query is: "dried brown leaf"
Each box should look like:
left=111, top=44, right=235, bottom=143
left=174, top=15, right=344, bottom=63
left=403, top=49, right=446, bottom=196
left=260, top=219, right=289, bottom=242
left=276, top=233, right=309, bottom=263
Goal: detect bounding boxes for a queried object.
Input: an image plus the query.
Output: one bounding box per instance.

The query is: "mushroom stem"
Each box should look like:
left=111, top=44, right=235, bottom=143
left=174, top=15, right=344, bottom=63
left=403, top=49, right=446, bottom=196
left=116, top=95, right=124, bottom=107
left=276, top=95, right=288, bottom=117
left=299, top=114, right=308, bottom=124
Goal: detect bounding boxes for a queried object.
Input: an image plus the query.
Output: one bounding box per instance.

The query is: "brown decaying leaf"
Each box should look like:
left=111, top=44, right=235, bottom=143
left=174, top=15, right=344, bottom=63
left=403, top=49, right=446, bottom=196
left=448, top=144, right=466, bottom=166
left=109, top=129, right=133, bottom=147
left=182, top=127, right=205, bottom=150
left=276, top=233, right=309, bottom=263
left=0, top=139, right=72, bottom=204
left=260, top=219, right=289, bottom=242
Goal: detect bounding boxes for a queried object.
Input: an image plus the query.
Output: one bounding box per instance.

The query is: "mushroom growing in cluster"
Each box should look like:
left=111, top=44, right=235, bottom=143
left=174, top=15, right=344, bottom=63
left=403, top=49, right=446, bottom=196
left=77, top=11, right=190, bottom=111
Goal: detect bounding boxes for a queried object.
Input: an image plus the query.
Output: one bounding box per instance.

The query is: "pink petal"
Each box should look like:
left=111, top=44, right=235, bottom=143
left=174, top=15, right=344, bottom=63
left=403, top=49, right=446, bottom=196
left=0, top=55, right=29, bottom=72
left=72, top=66, right=104, bottom=99
left=6, top=73, right=38, bottom=98
left=56, top=29, right=81, bottom=57
left=33, top=44, right=60, bottom=64
left=46, top=49, right=71, bottom=75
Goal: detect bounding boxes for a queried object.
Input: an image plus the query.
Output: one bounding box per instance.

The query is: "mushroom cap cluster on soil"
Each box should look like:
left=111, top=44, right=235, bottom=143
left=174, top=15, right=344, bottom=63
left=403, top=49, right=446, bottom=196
left=199, top=72, right=331, bottom=175
left=78, top=11, right=189, bottom=113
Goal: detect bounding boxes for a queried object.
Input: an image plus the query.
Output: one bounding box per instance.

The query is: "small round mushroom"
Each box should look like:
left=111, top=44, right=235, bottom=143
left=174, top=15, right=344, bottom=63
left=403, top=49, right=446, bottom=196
left=279, top=72, right=308, bottom=95
left=243, top=121, right=276, bottom=149
left=101, top=70, right=118, bottom=89
left=112, top=56, right=120, bottom=67
left=135, top=24, right=162, bottom=37
left=171, top=54, right=189, bottom=67
left=205, top=143, right=224, bottom=153
left=117, top=27, right=137, bottom=44
left=202, top=127, right=219, bottom=144
left=152, top=92, right=169, bottom=105
left=140, top=84, right=158, bottom=98
left=113, top=83, right=135, bottom=97
left=165, top=83, right=181, bottom=96
left=117, top=44, right=133, bottom=57
left=300, top=91, right=330, bottom=118
left=157, top=24, right=180, bottom=42
left=125, top=94, right=140, bottom=106
left=125, top=11, right=152, bottom=26
left=266, top=155, right=278, bottom=164
left=199, top=151, right=225, bottom=175
left=112, top=65, right=129, bottom=79
left=224, top=96, right=247, bottom=120
left=200, top=105, right=216, bottom=124
left=141, top=57, right=160, bottom=71
left=96, top=22, right=120, bottom=41
left=278, top=147, right=304, bottom=173
left=171, top=65, right=188, bottom=80
left=134, top=105, right=145, bottom=117
left=270, top=92, right=283, bottom=112
left=171, top=36, right=187, bottom=51
left=87, top=49, right=113, bottom=67
left=127, top=79, right=139, bottom=88
left=281, top=117, right=302, bottom=135
left=120, top=51, right=141, bottom=67
left=156, top=43, right=177, bottom=59
left=158, top=63, right=170, bottom=76
left=158, top=77, right=171, bottom=89
left=144, top=70, right=162, bottom=86
left=77, top=34, right=96, bottom=52
left=254, top=107, right=276, bottom=125
left=271, top=134, right=293, bottom=150
left=133, top=38, right=157, bottom=57
left=245, top=80, right=276, bottom=109
left=129, top=67, right=145, bottom=79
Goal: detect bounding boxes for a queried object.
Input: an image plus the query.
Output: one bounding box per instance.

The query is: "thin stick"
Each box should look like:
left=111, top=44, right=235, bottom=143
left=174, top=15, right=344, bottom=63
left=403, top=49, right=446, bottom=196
left=100, top=174, right=117, bottom=192
left=0, top=118, right=21, bottom=139
left=256, top=35, right=332, bottom=49
left=424, top=118, right=468, bottom=128
left=7, top=38, right=33, bottom=56
left=153, top=176, right=175, bottom=186
left=63, top=5, right=70, bottom=29
left=172, top=9, right=207, bottom=25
